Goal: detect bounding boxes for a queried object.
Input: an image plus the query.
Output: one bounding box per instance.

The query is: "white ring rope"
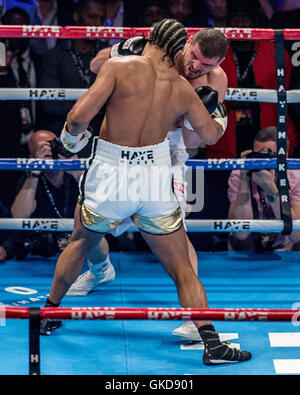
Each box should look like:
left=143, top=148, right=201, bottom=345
left=1, top=218, right=300, bottom=233
left=0, top=87, right=299, bottom=103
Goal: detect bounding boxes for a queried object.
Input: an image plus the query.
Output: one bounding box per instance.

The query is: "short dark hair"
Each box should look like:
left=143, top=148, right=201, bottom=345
left=191, top=28, right=228, bottom=60
left=254, top=126, right=290, bottom=150
left=148, top=19, right=187, bottom=64
left=255, top=126, right=277, bottom=143
left=1, top=7, right=30, bottom=25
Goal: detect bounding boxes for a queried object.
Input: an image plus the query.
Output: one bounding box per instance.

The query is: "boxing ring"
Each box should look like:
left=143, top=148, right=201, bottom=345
left=0, top=25, right=300, bottom=376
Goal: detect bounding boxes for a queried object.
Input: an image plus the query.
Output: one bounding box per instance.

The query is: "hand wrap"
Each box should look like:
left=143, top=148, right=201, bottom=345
left=60, top=123, right=92, bottom=153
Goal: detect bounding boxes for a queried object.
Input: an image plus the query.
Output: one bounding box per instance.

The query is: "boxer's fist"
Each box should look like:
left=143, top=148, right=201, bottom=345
left=110, top=36, right=148, bottom=58
left=195, top=86, right=218, bottom=114
left=60, top=123, right=92, bottom=153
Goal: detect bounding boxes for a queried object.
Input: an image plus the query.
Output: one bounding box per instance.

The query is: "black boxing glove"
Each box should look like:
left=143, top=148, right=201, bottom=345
left=110, top=36, right=148, bottom=58
left=195, top=86, right=218, bottom=114
left=184, top=86, right=227, bottom=136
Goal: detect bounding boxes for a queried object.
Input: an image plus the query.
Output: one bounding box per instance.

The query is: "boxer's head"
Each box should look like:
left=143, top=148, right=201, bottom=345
left=180, top=28, right=228, bottom=80
left=73, top=0, right=106, bottom=27
left=148, top=19, right=187, bottom=64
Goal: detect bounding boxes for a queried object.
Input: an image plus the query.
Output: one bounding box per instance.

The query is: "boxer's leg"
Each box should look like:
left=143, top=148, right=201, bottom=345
left=140, top=226, right=251, bottom=365
left=66, top=235, right=115, bottom=297
left=40, top=203, right=105, bottom=335
left=47, top=204, right=105, bottom=305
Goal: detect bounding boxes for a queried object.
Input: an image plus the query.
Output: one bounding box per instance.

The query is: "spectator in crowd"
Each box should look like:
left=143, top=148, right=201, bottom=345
left=3, top=0, right=35, bottom=17
left=289, top=68, right=300, bottom=157
left=208, top=0, right=298, bottom=159
left=10, top=129, right=81, bottom=259
left=228, top=126, right=300, bottom=252
left=258, top=0, right=300, bottom=25
left=0, top=0, right=4, bottom=18
left=259, top=0, right=300, bottom=55
left=0, top=7, right=37, bottom=208
left=167, top=0, right=209, bottom=27
left=29, top=0, right=74, bottom=76
left=38, top=0, right=108, bottom=157
left=266, top=0, right=300, bottom=156
left=0, top=199, right=19, bottom=263
left=104, top=0, right=123, bottom=26
left=205, top=0, right=228, bottom=27
left=31, top=0, right=59, bottom=52
left=138, top=0, right=169, bottom=27
left=103, top=0, right=124, bottom=45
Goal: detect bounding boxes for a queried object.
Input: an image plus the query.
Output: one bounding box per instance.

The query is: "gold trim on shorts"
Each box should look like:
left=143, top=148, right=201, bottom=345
left=131, top=207, right=183, bottom=235
left=80, top=203, right=124, bottom=234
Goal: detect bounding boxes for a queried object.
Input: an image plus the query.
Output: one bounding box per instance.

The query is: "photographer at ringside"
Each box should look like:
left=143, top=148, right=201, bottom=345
left=227, top=126, right=300, bottom=252
left=10, top=129, right=82, bottom=259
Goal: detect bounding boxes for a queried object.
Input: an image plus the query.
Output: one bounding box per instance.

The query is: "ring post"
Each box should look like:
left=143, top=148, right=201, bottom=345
left=29, top=308, right=41, bottom=376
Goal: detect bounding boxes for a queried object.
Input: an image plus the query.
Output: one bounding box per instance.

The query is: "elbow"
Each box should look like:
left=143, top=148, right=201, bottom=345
left=90, top=58, right=98, bottom=74
left=204, top=134, right=220, bottom=146
left=11, top=205, right=25, bottom=219
left=90, top=55, right=107, bottom=74
left=208, top=137, right=219, bottom=146
left=10, top=206, right=17, bottom=218
left=193, top=131, right=217, bottom=146
left=206, top=124, right=225, bottom=146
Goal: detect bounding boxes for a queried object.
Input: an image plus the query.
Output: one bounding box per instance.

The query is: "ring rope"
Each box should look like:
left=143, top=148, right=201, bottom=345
left=1, top=218, right=300, bottom=232
left=0, top=26, right=297, bottom=232
left=3, top=306, right=300, bottom=322
left=1, top=158, right=299, bottom=171
left=1, top=25, right=300, bottom=40
left=0, top=23, right=298, bottom=377
left=0, top=87, right=299, bottom=103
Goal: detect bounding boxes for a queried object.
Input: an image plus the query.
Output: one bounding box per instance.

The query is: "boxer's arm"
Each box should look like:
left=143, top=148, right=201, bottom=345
left=183, top=68, right=228, bottom=148
left=90, top=37, right=148, bottom=74
left=90, top=47, right=111, bottom=74
left=67, top=60, right=116, bottom=134
left=185, top=92, right=224, bottom=145
left=207, top=67, right=228, bottom=103
left=182, top=128, right=203, bottom=149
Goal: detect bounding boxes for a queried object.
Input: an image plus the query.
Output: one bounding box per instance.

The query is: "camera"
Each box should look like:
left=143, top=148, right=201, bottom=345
left=48, top=137, right=74, bottom=159
left=13, top=232, right=62, bottom=259
left=245, top=148, right=277, bottom=174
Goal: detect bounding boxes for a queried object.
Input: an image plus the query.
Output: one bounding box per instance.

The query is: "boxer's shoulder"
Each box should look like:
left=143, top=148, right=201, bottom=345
left=207, top=67, right=227, bottom=88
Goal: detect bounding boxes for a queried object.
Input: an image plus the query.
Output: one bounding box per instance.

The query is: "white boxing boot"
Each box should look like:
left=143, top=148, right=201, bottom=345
left=66, top=257, right=115, bottom=296
left=172, top=321, right=202, bottom=341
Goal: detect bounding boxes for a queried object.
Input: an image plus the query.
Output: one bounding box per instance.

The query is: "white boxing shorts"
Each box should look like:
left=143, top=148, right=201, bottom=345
left=79, top=138, right=182, bottom=235
left=167, top=128, right=189, bottom=217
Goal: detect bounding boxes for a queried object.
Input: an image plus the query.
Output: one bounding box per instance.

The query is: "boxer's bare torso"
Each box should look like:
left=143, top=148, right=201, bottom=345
left=67, top=44, right=222, bottom=147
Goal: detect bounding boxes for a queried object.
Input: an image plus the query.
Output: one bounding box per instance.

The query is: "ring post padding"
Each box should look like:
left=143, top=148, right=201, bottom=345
left=29, top=308, right=41, bottom=376
left=274, top=30, right=293, bottom=235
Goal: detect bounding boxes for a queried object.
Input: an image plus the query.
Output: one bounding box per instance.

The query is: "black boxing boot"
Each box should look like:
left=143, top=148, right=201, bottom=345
left=40, top=298, right=62, bottom=336
left=198, top=325, right=252, bottom=365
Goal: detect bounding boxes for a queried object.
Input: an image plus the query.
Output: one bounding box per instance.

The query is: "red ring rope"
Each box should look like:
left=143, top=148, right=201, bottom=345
left=1, top=25, right=299, bottom=40
left=3, top=307, right=300, bottom=322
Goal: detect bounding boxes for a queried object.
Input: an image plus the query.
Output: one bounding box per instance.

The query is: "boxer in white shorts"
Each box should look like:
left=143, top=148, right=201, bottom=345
left=40, top=20, right=251, bottom=366
left=67, top=27, right=229, bottom=342
left=78, top=137, right=182, bottom=235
